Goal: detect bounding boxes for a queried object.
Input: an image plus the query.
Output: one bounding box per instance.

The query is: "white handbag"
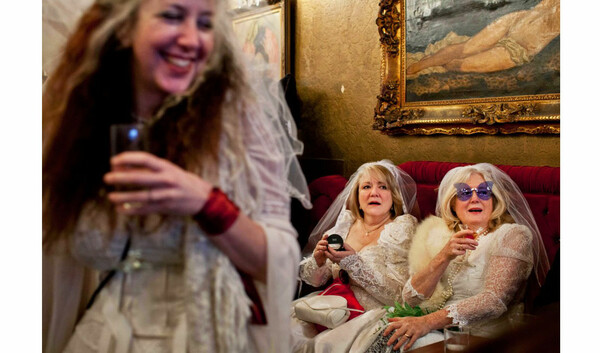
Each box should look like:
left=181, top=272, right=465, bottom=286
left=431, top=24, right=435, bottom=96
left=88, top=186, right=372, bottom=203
left=294, top=294, right=351, bottom=329
left=294, top=284, right=364, bottom=329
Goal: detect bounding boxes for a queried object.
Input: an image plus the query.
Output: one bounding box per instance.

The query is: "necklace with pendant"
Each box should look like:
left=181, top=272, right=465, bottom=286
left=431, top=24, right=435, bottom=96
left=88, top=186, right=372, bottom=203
left=361, top=218, right=389, bottom=237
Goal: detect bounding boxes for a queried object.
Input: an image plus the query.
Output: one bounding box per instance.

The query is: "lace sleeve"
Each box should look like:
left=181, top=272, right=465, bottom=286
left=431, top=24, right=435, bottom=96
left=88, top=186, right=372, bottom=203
left=298, top=256, right=332, bottom=287
left=339, top=215, right=417, bottom=305
left=446, top=224, right=534, bottom=325
left=402, top=276, right=427, bottom=306
left=297, top=211, right=355, bottom=287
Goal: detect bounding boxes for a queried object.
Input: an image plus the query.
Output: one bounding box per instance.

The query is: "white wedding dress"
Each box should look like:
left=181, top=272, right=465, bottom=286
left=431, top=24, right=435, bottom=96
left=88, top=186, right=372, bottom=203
left=42, top=0, right=312, bottom=350
left=292, top=210, right=417, bottom=353
left=60, top=125, right=305, bottom=353
left=403, top=218, right=534, bottom=336
left=363, top=216, right=535, bottom=352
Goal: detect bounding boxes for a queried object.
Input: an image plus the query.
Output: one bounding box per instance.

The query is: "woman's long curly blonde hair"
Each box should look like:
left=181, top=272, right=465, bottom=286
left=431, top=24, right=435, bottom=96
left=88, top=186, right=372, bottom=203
left=43, top=0, right=250, bottom=248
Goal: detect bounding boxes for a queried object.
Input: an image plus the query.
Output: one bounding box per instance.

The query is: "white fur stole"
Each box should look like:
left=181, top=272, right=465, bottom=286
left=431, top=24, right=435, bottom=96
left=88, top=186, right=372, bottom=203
left=408, top=216, right=454, bottom=312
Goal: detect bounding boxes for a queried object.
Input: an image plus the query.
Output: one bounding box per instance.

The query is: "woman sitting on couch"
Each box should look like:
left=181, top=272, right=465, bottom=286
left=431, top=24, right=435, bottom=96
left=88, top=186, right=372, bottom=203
left=365, top=163, right=550, bottom=352
left=292, top=160, right=418, bottom=352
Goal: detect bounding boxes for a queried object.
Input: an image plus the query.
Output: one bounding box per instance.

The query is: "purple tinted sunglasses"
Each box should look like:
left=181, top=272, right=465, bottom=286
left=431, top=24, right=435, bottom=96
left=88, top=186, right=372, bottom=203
left=454, top=181, right=494, bottom=201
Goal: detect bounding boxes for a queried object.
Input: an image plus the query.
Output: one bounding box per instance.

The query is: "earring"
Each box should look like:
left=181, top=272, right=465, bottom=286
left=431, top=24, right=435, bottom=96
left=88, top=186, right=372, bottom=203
left=390, top=205, right=395, bottom=213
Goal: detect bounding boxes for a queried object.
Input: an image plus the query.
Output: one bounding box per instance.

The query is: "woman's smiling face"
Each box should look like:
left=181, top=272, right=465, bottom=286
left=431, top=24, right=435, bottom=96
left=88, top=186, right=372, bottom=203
left=131, top=0, right=215, bottom=103
left=453, top=173, right=493, bottom=229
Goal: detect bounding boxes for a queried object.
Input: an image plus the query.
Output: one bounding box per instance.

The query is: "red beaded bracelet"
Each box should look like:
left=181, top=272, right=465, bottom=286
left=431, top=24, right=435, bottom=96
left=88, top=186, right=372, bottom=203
left=193, top=187, right=240, bottom=235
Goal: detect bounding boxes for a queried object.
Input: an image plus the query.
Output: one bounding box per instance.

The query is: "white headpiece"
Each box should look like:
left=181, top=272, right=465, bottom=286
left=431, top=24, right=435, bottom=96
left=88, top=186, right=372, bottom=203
left=436, top=163, right=550, bottom=286
left=302, top=160, right=417, bottom=255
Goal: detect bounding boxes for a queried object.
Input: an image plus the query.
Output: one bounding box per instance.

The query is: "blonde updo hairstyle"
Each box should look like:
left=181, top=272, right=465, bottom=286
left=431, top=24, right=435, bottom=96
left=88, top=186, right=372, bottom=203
left=437, top=166, right=514, bottom=232
left=347, top=164, right=404, bottom=220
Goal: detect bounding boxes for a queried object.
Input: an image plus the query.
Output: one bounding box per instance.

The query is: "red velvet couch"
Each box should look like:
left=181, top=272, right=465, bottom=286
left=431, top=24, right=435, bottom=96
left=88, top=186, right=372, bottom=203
left=294, top=161, right=560, bottom=306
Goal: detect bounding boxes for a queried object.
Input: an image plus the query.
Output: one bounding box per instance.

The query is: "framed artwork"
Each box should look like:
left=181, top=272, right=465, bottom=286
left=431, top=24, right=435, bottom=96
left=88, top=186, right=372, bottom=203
left=232, top=1, right=289, bottom=79
left=374, top=0, right=560, bottom=135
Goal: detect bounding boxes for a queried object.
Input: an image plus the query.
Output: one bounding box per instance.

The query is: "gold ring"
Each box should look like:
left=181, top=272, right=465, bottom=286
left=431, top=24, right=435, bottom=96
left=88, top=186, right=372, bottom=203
left=123, top=202, right=142, bottom=210
left=404, top=334, right=412, bottom=338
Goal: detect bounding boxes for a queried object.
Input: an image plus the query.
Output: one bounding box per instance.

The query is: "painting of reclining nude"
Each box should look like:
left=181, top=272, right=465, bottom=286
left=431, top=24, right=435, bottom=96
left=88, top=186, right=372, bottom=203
left=405, top=0, right=559, bottom=102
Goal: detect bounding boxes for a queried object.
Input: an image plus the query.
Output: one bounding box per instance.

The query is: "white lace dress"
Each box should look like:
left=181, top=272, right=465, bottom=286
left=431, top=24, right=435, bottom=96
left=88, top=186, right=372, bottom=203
left=62, top=192, right=299, bottom=353
left=392, top=217, right=535, bottom=350
left=57, top=109, right=304, bottom=353
left=406, top=222, right=533, bottom=329
left=362, top=217, right=535, bottom=352
left=292, top=211, right=417, bottom=352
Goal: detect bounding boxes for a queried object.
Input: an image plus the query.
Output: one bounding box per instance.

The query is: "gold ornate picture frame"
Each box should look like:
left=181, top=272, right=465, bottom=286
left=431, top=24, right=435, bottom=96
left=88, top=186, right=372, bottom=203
left=374, top=0, right=560, bottom=135
left=232, top=1, right=290, bottom=79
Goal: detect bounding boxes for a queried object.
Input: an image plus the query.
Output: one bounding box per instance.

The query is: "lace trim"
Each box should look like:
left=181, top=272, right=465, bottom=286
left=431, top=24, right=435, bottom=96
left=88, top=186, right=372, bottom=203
left=339, top=253, right=399, bottom=305
left=300, top=256, right=318, bottom=273
left=404, top=277, right=425, bottom=300
left=339, top=254, right=360, bottom=270
left=298, top=256, right=330, bottom=287
left=378, top=214, right=416, bottom=247
left=445, top=304, right=466, bottom=326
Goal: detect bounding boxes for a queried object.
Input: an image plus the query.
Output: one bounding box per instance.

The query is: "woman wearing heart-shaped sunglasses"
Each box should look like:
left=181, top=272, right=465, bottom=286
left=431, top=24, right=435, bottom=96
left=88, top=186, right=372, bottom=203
left=364, top=163, right=549, bottom=352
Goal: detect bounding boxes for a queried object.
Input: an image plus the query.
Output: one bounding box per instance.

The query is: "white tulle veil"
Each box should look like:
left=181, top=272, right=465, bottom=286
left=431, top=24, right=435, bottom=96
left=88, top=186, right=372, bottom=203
left=302, top=160, right=417, bottom=256
left=435, top=163, right=550, bottom=286
left=42, top=0, right=94, bottom=79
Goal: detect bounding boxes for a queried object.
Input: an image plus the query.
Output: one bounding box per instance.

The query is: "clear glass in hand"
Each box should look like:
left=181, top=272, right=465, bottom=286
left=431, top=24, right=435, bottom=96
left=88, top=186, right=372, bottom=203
left=455, top=224, right=469, bottom=264
left=110, top=124, right=151, bottom=271
left=110, top=123, right=148, bottom=156
left=456, top=224, right=482, bottom=266
left=110, top=123, right=149, bottom=191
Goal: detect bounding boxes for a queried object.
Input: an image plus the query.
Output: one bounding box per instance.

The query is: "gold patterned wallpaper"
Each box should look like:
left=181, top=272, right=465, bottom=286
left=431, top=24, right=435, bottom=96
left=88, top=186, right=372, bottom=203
left=294, top=0, right=559, bottom=176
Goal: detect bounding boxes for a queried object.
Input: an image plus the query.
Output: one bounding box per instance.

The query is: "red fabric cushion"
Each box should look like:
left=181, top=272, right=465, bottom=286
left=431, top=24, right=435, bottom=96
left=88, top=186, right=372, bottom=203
left=308, top=175, right=348, bottom=231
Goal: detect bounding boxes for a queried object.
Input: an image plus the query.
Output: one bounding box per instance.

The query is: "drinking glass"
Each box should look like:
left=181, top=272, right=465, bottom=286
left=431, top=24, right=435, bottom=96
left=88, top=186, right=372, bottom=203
left=455, top=224, right=470, bottom=264
left=444, top=325, right=470, bottom=352
left=457, top=224, right=484, bottom=266
left=110, top=123, right=148, bottom=156
left=110, top=123, right=149, bottom=192
left=109, top=124, right=151, bottom=270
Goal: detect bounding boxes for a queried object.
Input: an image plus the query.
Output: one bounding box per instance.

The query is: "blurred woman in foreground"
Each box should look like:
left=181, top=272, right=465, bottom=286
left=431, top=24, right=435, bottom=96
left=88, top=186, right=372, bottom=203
left=42, top=0, right=310, bottom=352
